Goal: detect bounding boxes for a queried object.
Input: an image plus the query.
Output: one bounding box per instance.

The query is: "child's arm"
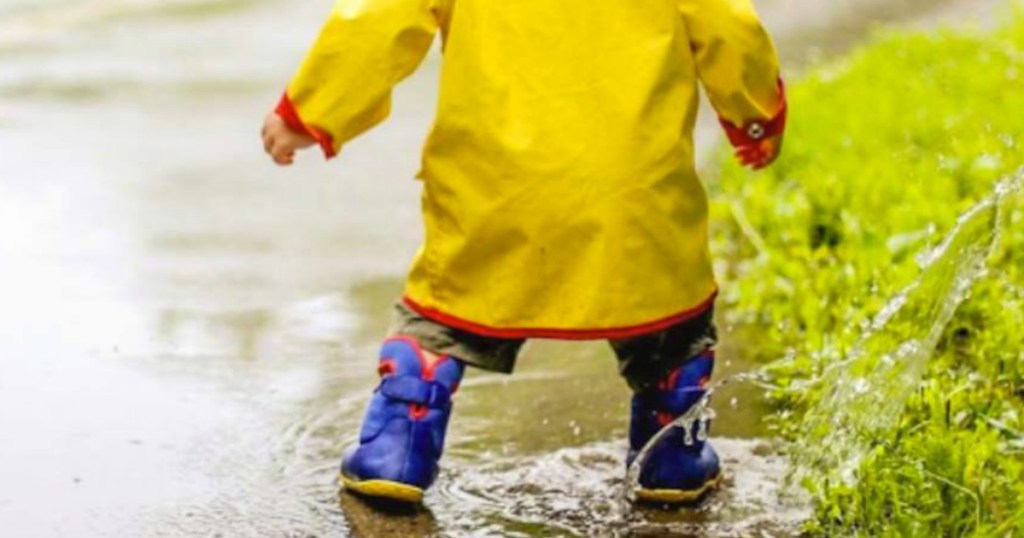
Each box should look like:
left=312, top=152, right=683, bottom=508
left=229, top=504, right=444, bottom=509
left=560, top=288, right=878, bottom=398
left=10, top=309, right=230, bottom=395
left=262, top=0, right=441, bottom=166
left=680, top=0, right=787, bottom=170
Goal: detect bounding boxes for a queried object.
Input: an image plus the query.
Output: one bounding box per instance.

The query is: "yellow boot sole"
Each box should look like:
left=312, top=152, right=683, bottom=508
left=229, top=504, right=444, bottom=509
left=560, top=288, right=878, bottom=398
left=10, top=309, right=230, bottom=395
left=339, top=474, right=424, bottom=503
left=635, top=471, right=724, bottom=504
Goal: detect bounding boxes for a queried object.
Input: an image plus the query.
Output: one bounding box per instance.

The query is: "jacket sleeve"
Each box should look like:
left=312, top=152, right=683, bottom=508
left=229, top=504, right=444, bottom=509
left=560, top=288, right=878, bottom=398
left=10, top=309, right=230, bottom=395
left=275, top=0, right=440, bottom=158
left=679, top=0, right=786, bottom=147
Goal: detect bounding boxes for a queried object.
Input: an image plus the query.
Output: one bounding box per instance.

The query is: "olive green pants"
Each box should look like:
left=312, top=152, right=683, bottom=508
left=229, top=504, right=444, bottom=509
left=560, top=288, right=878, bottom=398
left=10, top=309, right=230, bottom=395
left=389, top=301, right=717, bottom=392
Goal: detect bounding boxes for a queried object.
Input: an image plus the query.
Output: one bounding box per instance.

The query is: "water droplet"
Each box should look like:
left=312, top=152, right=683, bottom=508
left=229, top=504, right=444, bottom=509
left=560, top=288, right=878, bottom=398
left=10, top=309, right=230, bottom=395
left=696, top=419, right=708, bottom=441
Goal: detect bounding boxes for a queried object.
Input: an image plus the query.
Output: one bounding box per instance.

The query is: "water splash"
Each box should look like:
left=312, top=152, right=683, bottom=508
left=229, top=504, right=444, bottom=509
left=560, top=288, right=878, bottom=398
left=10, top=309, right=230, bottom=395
left=625, top=169, right=1023, bottom=498
left=624, top=370, right=771, bottom=500
left=437, top=439, right=808, bottom=537
left=790, top=169, right=1021, bottom=486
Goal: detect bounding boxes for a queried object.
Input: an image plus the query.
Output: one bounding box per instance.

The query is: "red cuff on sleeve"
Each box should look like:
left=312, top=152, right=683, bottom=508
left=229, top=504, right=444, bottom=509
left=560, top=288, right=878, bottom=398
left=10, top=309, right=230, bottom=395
left=719, top=78, right=787, bottom=148
left=274, top=92, right=338, bottom=159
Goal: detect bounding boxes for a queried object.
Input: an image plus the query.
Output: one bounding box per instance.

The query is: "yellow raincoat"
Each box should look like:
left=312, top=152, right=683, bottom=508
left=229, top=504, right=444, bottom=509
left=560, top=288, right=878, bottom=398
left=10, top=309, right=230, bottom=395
left=276, top=0, right=785, bottom=339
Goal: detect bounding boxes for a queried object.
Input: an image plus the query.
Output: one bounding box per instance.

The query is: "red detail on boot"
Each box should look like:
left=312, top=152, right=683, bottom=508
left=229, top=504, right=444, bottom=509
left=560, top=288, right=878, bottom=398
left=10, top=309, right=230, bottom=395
left=382, top=336, right=463, bottom=421
left=410, top=404, right=429, bottom=420
left=377, top=359, right=396, bottom=377
left=656, top=411, right=674, bottom=427
left=658, top=366, right=684, bottom=391
left=384, top=335, right=448, bottom=380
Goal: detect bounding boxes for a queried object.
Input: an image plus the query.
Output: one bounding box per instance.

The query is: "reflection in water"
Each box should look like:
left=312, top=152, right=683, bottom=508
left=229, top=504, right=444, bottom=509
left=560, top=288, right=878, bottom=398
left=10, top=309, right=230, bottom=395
left=339, top=494, right=438, bottom=538
left=156, top=308, right=272, bottom=360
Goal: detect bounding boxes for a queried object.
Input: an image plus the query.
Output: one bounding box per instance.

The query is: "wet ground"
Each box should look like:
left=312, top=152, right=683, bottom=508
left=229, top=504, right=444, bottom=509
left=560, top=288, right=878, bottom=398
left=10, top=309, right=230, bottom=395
left=0, top=0, right=998, bottom=536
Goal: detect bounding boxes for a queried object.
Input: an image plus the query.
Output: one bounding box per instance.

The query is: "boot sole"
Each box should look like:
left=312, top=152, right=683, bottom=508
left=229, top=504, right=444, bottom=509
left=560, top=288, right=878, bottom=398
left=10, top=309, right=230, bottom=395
left=635, top=471, right=723, bottom=504
left=339, top=474, right=424, bottom=503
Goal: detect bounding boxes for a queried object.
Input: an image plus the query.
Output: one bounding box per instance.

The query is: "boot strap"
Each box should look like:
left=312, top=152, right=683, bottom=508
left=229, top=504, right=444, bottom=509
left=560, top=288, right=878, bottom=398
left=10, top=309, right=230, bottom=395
left=379, top=376, right=452, bottom=408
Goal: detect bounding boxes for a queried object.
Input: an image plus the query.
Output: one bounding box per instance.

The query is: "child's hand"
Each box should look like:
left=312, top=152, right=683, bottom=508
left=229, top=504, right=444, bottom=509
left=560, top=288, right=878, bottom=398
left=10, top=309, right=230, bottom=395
left=735, top=133, right=783, bottom=170
left=261, top=112, right=316, bottom=166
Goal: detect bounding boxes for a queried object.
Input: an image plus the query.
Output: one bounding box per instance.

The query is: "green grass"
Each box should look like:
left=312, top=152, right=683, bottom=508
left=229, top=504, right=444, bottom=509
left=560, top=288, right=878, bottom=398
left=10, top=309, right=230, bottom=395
left=709, top=5, right=1024, bottom=536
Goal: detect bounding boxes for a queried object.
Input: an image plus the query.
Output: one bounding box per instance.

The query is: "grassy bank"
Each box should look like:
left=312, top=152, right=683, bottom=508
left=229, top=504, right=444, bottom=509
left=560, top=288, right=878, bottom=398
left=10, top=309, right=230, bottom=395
left=710, top=5, right=1024, bottom=536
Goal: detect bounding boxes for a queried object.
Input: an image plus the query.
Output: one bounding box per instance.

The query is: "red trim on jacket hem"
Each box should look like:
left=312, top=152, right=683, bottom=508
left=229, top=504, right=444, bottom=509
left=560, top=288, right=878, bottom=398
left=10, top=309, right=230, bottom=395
left=719, top=78, right=787, bottom=148
left=274, top=92, right=338, bottom=159
left=401, top=290, right=718, bottom=341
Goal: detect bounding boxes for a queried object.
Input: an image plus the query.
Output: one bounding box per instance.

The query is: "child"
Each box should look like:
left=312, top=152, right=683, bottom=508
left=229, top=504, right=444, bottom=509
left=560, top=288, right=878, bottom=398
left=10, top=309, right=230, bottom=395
left=262, top=0, right=785, bottom=504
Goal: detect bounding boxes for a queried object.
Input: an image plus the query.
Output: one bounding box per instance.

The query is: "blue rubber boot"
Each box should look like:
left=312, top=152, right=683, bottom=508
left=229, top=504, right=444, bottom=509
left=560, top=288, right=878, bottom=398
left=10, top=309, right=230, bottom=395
left=628, top=351, right=722, bottom=504
left=340, top=336, right=465, bottom=503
